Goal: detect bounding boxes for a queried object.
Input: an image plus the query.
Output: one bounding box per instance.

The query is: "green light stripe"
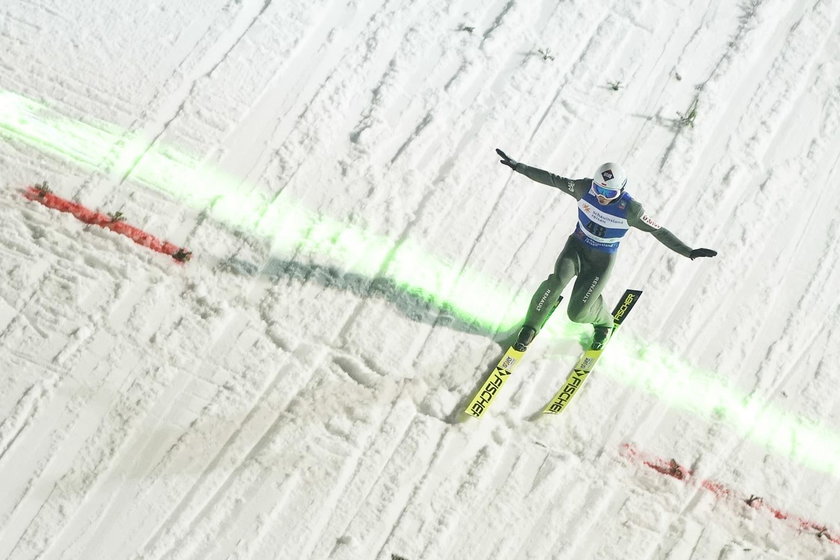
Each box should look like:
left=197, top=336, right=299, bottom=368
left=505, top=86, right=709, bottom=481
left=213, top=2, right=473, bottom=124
left=1, top=91, right=524, bottom=332
left=605, top=340, right=840, bottom=475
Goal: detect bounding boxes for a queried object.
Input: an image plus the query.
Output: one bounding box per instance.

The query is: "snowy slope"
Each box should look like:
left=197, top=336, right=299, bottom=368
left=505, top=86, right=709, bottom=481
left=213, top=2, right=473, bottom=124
left=1, top=0, right=840, bottom=559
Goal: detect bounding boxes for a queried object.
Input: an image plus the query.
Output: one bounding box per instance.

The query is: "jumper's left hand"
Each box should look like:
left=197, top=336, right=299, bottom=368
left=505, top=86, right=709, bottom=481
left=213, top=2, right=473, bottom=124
left=689, top=248, right=717, bottom=260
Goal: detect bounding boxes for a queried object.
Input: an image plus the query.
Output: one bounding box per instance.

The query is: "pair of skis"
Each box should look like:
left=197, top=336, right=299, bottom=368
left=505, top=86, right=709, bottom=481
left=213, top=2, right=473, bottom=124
left=464, top=289, right=642, bottom=419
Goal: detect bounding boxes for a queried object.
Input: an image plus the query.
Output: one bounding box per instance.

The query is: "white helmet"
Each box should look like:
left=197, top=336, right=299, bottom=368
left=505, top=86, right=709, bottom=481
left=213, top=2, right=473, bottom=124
left=592, top=162, right=628, bottom=198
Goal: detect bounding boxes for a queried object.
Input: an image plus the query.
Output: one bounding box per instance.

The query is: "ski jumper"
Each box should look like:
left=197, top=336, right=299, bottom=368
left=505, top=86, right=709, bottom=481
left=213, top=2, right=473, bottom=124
left=513, top=163, right=694, bottom=334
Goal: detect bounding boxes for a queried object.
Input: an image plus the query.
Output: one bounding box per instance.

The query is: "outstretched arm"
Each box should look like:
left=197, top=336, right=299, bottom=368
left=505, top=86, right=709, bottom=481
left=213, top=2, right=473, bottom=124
left=496, top=148, right=587, bottom=199
left=627, top=201, right=717, bottom=260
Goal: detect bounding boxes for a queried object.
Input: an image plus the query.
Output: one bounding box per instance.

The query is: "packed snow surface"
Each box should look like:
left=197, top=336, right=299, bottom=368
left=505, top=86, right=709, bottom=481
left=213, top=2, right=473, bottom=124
left=1, top=1, right=840, bottom=559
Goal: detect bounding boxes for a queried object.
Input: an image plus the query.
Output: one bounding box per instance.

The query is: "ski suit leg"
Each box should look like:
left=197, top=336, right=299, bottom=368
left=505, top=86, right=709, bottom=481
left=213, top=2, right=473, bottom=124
left=522, top=238, right=579, bottom=334
left=566, top=245, right=615, bottom=327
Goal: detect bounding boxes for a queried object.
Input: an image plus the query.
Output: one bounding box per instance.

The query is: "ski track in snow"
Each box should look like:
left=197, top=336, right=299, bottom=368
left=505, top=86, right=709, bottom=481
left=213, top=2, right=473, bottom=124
left=2, top=0, right=840, bottom=559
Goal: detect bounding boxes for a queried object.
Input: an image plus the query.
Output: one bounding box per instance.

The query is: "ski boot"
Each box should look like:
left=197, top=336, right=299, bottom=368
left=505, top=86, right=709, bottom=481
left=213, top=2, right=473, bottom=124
left=590, top=324, right=613, bottom=351
left=513, top=326, right=536, bottom=352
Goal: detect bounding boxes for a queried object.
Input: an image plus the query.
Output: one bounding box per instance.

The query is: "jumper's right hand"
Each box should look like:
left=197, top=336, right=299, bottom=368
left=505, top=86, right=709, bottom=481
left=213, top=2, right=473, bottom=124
left=496, top=148, right=518, bottom=170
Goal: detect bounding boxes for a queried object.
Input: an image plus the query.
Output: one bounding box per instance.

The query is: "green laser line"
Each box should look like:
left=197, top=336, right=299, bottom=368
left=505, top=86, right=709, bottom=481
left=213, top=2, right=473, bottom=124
left=2, top=89, right=838, bottom=475
left=604, top=341, right=840, bottom=475
left=0, top=90, right=531, bottom=334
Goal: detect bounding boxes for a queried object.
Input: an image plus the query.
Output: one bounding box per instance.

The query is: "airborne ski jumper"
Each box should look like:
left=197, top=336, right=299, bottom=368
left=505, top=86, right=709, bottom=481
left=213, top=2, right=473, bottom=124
left=495, top=148, right=717, bottom=352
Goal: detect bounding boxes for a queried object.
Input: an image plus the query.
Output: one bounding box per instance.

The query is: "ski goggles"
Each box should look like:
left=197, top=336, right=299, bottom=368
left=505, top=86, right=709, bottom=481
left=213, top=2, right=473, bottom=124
left=592, top=182, right=621, bottom=199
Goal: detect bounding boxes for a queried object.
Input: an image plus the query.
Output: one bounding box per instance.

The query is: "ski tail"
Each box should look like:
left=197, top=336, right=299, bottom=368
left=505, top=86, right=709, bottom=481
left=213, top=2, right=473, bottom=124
left=464, top=346, right=524, bottom=418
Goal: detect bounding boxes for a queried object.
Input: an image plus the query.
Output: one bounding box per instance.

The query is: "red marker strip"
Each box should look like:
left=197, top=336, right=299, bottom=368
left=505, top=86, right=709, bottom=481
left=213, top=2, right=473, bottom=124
left=23, top=184, right=191, bottom=262
left=620, top=443, right=839, bottom=545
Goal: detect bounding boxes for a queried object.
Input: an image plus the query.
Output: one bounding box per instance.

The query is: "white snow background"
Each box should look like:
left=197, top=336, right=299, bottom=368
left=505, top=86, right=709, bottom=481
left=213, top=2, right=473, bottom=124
left=1, top=0, right=840, bottom=559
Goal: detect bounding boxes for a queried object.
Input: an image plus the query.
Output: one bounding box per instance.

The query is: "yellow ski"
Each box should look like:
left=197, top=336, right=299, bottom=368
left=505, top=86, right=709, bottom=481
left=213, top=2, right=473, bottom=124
left=464, top=295, right=567, bottom=418
left=542, top=349, right=602, bottom=414
left=542, top=289, right=642, bottom=414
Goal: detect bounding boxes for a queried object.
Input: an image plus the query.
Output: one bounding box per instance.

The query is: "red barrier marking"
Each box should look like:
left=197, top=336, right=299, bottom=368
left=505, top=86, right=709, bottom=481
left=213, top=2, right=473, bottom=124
left=23, top=184, right=191, bottom=262
left=620, top=443, right=839, bottom=546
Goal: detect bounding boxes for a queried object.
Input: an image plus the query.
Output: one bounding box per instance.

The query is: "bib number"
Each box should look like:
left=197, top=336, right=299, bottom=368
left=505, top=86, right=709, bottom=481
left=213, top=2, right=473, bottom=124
left=585, top=221, right=607, bottom=237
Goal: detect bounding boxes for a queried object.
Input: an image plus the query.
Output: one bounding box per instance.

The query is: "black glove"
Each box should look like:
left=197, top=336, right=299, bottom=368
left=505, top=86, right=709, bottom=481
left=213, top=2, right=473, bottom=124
left=689, top=248, right=717, bottom=260
left=496, top=148, right=518, bottom=170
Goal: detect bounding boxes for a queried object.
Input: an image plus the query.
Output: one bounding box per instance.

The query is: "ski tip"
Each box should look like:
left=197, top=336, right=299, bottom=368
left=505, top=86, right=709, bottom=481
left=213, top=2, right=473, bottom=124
left=612, top=289, right=643, bottom=326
